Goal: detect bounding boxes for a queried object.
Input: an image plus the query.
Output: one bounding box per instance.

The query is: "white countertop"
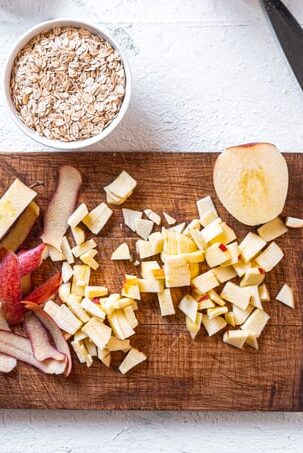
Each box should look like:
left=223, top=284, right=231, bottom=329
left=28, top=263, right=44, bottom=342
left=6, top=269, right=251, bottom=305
left=0, top=1, right=303, bottom=451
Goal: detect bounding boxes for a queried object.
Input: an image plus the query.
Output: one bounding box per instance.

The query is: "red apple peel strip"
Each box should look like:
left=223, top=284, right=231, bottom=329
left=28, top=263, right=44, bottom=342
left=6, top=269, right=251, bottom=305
left=0, top=247, right=23, bottom=325
left=26, top=272, right=62, bottom=305
left=24, top=312, right=66, bottom=362
left=0, top=330, right=66, bottom=374
left=24, top=302, right=72, bottom=377
left=18, top=243, right=46, bottom=277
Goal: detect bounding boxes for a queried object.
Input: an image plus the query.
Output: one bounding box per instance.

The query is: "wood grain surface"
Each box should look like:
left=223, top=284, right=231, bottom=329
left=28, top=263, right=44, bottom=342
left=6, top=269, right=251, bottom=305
left=0, top=152, right=302, bottom=411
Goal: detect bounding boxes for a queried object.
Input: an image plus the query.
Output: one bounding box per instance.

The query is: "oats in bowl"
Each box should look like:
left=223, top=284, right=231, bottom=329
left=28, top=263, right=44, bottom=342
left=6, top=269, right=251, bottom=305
left=10, top=26, right=126, bottom=142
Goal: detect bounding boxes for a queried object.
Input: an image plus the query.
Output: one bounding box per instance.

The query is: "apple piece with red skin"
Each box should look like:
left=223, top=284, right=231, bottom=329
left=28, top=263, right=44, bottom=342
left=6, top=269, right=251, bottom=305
left=0, top=247, right=23, bottom=325
left=18, top=243, right=46, bottom=277
left=26, top=272, right=62, bottom=305
left=24, top=302, right=72, bottom=376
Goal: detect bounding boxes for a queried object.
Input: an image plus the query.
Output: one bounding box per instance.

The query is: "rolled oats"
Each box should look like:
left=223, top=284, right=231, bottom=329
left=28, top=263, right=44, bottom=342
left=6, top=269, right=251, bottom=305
left=10, top=27, right=126, bottom=142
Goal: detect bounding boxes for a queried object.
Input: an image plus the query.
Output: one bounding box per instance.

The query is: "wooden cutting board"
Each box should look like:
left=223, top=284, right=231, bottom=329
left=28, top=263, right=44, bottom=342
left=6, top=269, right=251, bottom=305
left=0, top=151, right=302, bottom=411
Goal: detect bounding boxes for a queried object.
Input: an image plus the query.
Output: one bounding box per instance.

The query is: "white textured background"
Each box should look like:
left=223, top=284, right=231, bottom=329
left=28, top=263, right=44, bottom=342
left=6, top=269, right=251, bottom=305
left=0, top=0, right=303, bottom=451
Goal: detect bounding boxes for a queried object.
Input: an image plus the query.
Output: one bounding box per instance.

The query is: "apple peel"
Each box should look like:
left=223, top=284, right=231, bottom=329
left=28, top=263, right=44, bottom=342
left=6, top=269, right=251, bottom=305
left=18, top=243, right=46, bottom=277
left=0, top=247, right=23, bottom=325
left=24, top=302, right=72, bottom=376
left=41, top=166, right=82, bottom=250
left=26, top=272, right=62, bottom=305
left=24, top=312, right=66, bottom=362
left=0, top=329, right=66, bottom=375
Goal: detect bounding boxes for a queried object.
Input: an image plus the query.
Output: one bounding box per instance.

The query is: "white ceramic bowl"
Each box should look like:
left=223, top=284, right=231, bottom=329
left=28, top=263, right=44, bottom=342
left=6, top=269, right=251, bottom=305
left=3, top=19, right=132, bottom=150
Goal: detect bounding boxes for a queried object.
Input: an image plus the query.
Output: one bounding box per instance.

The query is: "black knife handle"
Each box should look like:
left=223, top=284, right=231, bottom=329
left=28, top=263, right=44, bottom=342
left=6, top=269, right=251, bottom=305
left=262, top=0, right=303, bottom=89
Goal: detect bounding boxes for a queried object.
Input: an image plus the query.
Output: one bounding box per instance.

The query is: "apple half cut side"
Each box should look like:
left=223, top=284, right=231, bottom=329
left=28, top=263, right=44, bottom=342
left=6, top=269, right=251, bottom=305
left=213, top=143, right=289, bottom=225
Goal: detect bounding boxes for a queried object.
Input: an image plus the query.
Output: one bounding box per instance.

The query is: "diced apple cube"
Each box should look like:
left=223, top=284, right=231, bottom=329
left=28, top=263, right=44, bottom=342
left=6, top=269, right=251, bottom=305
left=104, top=171, right=137, bottom=201
left=225, top=312, right=235, bottom=327
left=62, top=261, right=73, bottom=283
left=82, top=203, right=113, bottom=234
left=58, top=282, right=71, bottom=303
left=210, top=222, right=236, bottom=245
left=202, top=316, right=227, bottom=336
left=107, top=336, right=131, bottom=352
left=71, top=265, right=91, bottom=297
left=201, top=218, right=223, bottom=244
left=186, top=312, right=202, bottom=339
left=223, top=330, right=249, bottom=349
left=205, top=242, right=231, bottom=267
left=255, top=242, right=284, bottom=272
left=56, top=304, right=83, bottom=335
left=135, top=218, right=154, bottom=240
left=157, top=289, right=175, bottom=316
left=122, top=275, right=141, bottom=300
left=72, top=238, right=97, bottom=258
left=165, top=263, right=191, bottom=288
left=233, top=260, right=250, bottom=278
left=220, top=282, right=250, bottom=310
left=189, top=229, right=205, bottom=252
left=123, top=208, right=142, bottom=232
left=65, top=294, right=90, bottom=323
left=73, top=330, right=88, bottom=342
left=124, top=305, right=138, bottom=329
left=196, top=196, right=218, bottom=223
left=98, top=347, right=111, bottom=367
left=207, top=306, right=228, bottom=319
left=240, top=308, right=270, bottom=337
left=68, top=203, right=89, bottom=227
left=259, top=283, right=270, bottom=301
left=82, top=317, right=111, bottom=350
left=84, top=338, right=97, bottom=358
left=144, top=209, right=161, bottom=225
left=233, top=304, right=254, bottom=325
left=239, top=233, right=266, bottom=263
left=141, top=261, right=160, bottom=279
left=71, top=225, right=85, bottom=245
left=178, top=294, right=198, bottom=322
left=163, top=212, right=177, bottom=225
left=200, top=209, right=218, bottom=227
left=119, top=348, right=147, bottom=374
left=208, top=289, right=225, bottom=306
left=81, top=298, right=106, bottom=319
left=257, top=217, right=288, bottom=242
left=107, top=309, right=135, bottom=340
left=276, top=283, right=294, bottom=308
left=84, top=286, right=108, bottom=299
left=221, top=241, right=240, bottom=266
left=136, top=240, right=155, bottom=259
left=191, top=270, right=219, bottom=294
left=48, top=245, right=64, bottom=262
left=111, top=242, right=130, bottom=260
left=79, top=250, right=99, bottom=270
left=44, top=300, right=61, bottom=319
left=245, top=334, right=259, bottom=350
left=189, top=263, right=199, bottom=279
left=71, top=340, right=88, bottom=364
left=138, top=278, right=164, bottom=293
left=213, top=265, right=237, bottom=283
left=197, top=296, right=215, bottom=310
left=245, top=285, right=263, bottom=309
left=285, top=216, right=303, bottom=228
left=61, top=236, right=74, bottom=264
left=183, top=219, right=201, bottom=236
left=240, top=267, right=265, bottom=287
left=149, top=231, right=163, bottom=254
left=169, top=222, right=186, bottom=233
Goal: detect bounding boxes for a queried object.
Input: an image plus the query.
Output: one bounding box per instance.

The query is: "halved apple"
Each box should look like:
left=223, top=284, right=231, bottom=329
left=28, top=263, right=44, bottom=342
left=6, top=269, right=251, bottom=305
left=213, top=143, right=289, bottom=225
